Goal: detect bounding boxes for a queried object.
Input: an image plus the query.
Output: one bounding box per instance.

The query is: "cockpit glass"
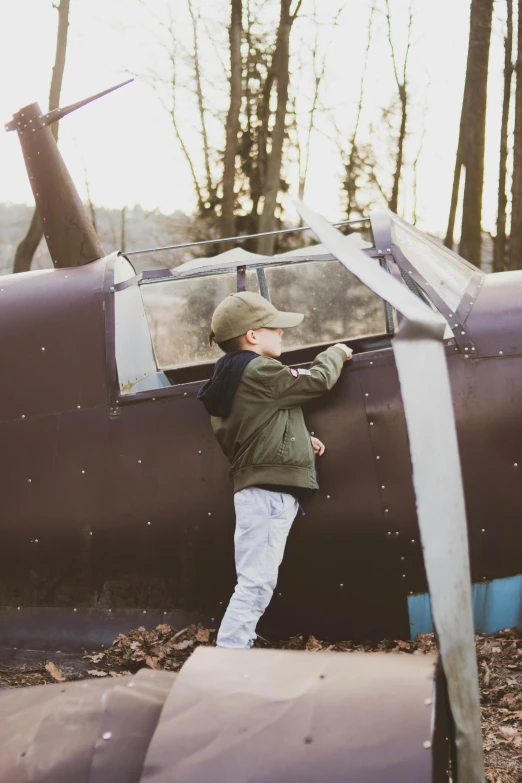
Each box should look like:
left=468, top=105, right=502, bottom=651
left=390, top=215, right=476, bottom=313
left=264, top=260, right=386, bottom=350
left=141, top=271, right=259, bottom=369
left=141, top=259, right=387, bottom=370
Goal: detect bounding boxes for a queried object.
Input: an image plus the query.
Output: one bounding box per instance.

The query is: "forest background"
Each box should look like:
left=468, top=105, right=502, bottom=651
left=0, top=0, right=517, bottom=275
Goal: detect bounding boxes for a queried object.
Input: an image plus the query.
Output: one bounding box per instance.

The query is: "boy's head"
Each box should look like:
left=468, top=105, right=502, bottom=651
left=210, top=291, right=303, bottom=359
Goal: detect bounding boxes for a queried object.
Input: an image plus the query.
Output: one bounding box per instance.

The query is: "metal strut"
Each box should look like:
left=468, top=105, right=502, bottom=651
left=124, top=218, right=370, bottom=257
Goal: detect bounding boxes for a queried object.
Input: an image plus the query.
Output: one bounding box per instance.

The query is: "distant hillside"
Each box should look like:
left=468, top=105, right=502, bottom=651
left=0, top=203, right=200, bottom=276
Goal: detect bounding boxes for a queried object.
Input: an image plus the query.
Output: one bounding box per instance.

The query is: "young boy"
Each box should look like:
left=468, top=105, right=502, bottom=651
left=197, top=291, right=352, bottom=648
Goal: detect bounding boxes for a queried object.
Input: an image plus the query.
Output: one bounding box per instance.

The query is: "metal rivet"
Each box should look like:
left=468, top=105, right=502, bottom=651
left=376, top=455, right=380, bottom=460
left=81, top=470, right=85, bottom=474
left=385, top=508, right=389, bottom=513
left=411, top=539, right=415, bottom=543
left=340, top=583, right=344, bottom=587
left=401, top=556, right=405, bottom=560
left=35, top=539, right=38, bottom=543
left=102, top=732, right=112, bottom=741
left=464, top=355, right=469, bottom=359
left=395, top=531, right=399, bottom=536
left=41, top=346, right=45, bottom=351
left=387, top=531, right=392, bottom=535
left=184, top=392, right=187, bottom=396
left=514, top=463, right=518, bottom=467
left=386, top=248, right=391, bottom=253
left=138, top=460, right=141, bottom=464
left=278, top=592, right=282, bottom=596
left=74, top=608, right=77, bottom=612
left=164, top=611, right=167, bottom=615
left=499, top=350, right=503, bottom=355
left=108, top=608, right=111, bottom=612
left=365, top=393, right=369, bottom=397
left=208, top=512, right=212, bottom=516
left=370, top=422, right=374, bottom=426
left=219, top=601, right=223, bottom=605
left=423, top=740, right=432, bottom=749
left=464, top=347, right=468, bottom=351
left=17, top=606, right=20, bottom=610
left=89, top=532, right=93, bottom=536
left=370, top=361, right=373, bottom=365
left=472, top=347, right=475, bottom=351
left=409, top=591, right=413, bottom=595
left=77, top=405, right=81, bottom=409
left=326, top=495, right=330, bottom=499
left=481, top=528, right=485, bottom=532
left=109, top=286, right=115, bottom=292
left=454, top=348, right=458, bottom=352
left=290, top=436, right=296, bottom=441
left=402, top=574, right=406, bottom=578
left=147, top=521, right=151, bottom=526
left=28, top=479, right=32, bottom=483
left=482, top=576, right=486, bottom=580
left=198, top=450, right=202, bottom=454
left=22, top=414, right=25, bottom=419
left=381, top=485, right=385, bottom=489
left=448, top=313, right=453, bottom=318
left=143, top=610, right=146, bottom=614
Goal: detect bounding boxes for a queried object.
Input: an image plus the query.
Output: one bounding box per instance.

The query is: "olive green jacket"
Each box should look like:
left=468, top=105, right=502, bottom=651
left=211, top=346, right=347, bottom=493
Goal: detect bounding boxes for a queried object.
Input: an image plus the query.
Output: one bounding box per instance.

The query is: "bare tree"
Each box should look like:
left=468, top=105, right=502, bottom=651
left=13, top=0, right=71, bottom=273
left=341, top=6, right=374, bottom=219
left=495, top=0, right=513, bottom=272
left=256, top=0, right=303, bottom=255
left=385, top=0, right=413, bottom=215
left=221, top=0, right=242, bottom=238
left=510, top=1, right=522, bottom=269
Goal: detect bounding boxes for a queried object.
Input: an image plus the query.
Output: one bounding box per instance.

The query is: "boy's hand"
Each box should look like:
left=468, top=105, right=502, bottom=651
left=311, top=436, right=326, bottom=456
left=334, top=343, right=353, bottom=361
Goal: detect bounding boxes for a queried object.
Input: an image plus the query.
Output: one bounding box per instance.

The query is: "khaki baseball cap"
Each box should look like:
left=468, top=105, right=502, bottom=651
left=210, top=291, right=304, bottom=344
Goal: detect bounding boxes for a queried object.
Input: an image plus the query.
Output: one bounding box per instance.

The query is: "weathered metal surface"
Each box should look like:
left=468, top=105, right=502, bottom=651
left=142, top=648, right=444, bottom=783
left=0, top=668, right=173, bottom=783
left=0, top=649, right=450, bottom=782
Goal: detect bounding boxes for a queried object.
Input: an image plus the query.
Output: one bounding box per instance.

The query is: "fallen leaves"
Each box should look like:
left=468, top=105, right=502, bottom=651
left=82, top=624, right=217, bottom=677
left=44, top=662, right=66, bottom=682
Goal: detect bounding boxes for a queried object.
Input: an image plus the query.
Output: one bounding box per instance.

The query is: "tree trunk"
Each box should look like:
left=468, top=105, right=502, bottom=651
left=221, top=0, right=242, bottom=238
left=459, top=0, right=494, bottom=267
left=495, top=0, right=513, bottom=272
left=510, top=1, right=522, bottom=269
left=444, top=106, right=466, bottom=249
left=256, top=0, right=300, bottom=255
left=13, top=0, right=70, bottom=273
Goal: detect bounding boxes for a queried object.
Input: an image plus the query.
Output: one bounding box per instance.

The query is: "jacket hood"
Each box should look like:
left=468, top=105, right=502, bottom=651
left=197, top=350, right=258, bottom=418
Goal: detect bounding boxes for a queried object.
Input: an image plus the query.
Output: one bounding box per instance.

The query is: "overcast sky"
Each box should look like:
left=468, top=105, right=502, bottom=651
left=0, top=0, right=509, bottom=240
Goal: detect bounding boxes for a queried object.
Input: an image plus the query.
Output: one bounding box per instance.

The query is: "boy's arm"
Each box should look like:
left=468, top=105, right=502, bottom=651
left=253, top=345, right=351, bottom=409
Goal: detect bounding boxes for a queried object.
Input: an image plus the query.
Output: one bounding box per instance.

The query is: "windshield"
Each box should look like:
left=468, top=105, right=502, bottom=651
left=390, top=215, right=477, bottom=314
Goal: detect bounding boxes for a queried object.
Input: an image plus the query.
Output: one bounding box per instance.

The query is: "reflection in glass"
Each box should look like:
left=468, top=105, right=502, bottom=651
left=390, top=215, right=476, bottom=313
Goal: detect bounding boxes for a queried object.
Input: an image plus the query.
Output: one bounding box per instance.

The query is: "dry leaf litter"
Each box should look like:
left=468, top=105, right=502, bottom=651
left=1, top=624, right=521, bottom=781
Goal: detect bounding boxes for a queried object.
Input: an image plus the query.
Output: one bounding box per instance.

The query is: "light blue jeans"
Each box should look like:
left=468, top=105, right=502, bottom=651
left=217, top=488, right=299, bottom=649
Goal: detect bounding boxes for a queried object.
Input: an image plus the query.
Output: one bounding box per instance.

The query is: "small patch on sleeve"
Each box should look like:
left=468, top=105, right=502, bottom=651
left=289, top=368, right=299, bottom=377
left=297, top=368, right=312, bottom=376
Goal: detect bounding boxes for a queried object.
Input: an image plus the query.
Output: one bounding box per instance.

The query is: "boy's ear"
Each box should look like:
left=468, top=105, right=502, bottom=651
left=244, top=330, right=257, bottom=346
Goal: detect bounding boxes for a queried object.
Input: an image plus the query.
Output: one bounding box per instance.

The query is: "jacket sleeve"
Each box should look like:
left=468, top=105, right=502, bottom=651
left=254, top=346, right=347, bottom=409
